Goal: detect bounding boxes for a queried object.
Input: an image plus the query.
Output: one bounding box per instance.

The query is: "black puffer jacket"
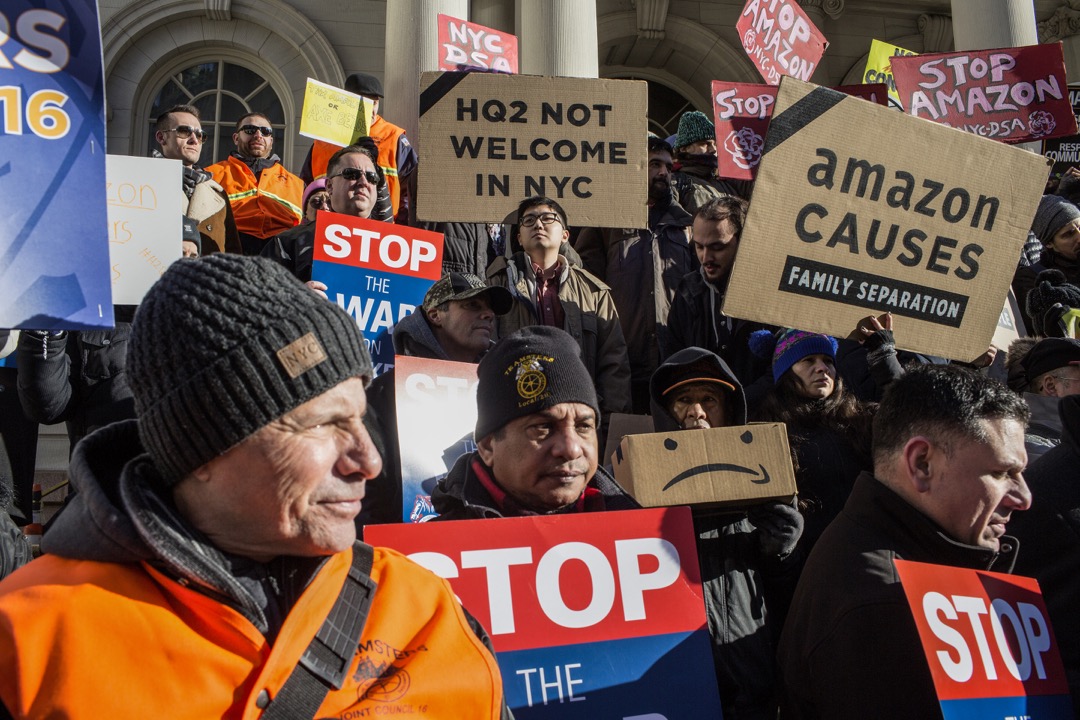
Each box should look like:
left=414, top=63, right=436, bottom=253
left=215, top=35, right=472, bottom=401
left=650, top=347, right=795, bottom=720
left=15, top=306, right=137, bottom=448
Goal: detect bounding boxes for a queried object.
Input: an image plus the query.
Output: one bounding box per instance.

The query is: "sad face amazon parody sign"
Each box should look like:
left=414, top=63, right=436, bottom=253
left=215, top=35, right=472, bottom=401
left=723, top=78, right=1049, bottom=362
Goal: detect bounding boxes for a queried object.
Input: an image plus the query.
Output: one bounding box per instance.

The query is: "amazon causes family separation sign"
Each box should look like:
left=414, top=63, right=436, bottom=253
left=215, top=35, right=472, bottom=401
left=723, top=77, right=1050, bottom=362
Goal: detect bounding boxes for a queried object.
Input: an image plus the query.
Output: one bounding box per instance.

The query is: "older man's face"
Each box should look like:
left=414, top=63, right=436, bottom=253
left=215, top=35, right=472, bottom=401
left=477, top=402, right=598, bottom=512
left=191, top=377, right=382, bottom=560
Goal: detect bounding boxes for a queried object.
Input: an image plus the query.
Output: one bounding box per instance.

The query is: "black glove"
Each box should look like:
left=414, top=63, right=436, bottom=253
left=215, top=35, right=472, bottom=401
left=747, top=500, right=803, bottom=559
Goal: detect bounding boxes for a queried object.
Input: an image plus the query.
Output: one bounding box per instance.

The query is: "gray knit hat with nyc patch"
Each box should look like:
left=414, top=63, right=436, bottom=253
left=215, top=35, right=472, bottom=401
left=128, top=254, right=373, bottom=487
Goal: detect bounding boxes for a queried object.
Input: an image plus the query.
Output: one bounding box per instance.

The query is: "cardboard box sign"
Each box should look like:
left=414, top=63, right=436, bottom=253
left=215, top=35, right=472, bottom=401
left=612, top=423, right=797, bottom=508
left=417, top=71, right=648, bottom=228
left=723, top=77, right=1050, bottom=362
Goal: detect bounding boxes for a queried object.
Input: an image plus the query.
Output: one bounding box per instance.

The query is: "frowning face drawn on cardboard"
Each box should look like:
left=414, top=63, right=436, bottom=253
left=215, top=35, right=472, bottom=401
left=660, top=430, right=771, bottom=491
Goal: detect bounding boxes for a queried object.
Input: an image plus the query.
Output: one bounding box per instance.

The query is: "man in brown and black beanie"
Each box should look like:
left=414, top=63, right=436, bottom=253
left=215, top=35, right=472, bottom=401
left=0, top=255, right=510, bottom=718
left=432, top=325, right=640, bottom=520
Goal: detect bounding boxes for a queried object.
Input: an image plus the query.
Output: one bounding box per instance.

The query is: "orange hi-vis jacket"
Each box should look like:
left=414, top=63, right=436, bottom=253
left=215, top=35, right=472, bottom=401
left=310, top=115, right=408, bottom=215
left=208, top=155, right=303, bottom=240
left=0, top=545, right=503, bottom=719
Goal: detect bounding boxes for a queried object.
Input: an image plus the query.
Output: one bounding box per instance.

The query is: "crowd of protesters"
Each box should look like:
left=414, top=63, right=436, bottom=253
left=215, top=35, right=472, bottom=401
left=0, top=70, right=1078, bottom=719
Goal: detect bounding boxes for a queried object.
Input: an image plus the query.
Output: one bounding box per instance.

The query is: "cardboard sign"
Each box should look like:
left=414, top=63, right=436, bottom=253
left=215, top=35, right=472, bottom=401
left=722, top=77, right=1050, bottom=362
left=863, top=39, right=918, bottom=110
left=394, top=355, right=478, bottom=523
left=713, top=81, right=887, bottom=180
left=613, top=423, right=797, bottom=508
left=0, top=0, right=114, bottom=330
left=602, top=413, right=655, bottom=469
left=366, top=508, right=723, bottom=718
left=311, top=213, right=443, bottom=373
left=106, top=155, right=182, bottom=305
left=894, top=559, right=1072, bottom=719
left=299, top=77, right=373, bottom=147
left=1041, top=84, right=1080, bottom=181
left=417, top=72, right=647, bottom=228
left=437, top=14, right=518, bottom=74
left=736, top=0, right=828, bottom=86
left=892, top=44, right=1077, bottom=145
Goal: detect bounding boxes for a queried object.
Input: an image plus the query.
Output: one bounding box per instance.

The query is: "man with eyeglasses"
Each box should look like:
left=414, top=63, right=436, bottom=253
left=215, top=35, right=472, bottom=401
left=486, top=196, right=631, bottom=446
left=1008, top=337, right=1080, bottom=463
left=153, top=104, right=241, bottom=256
left=207, top=112, right=304, bottom=255
left=263, top=142, right=386, bottom=287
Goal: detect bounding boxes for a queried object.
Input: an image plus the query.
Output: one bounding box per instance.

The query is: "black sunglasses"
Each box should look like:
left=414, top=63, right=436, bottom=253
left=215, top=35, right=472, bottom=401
left=239, top=125, right=273, bottom=137
left=164, top=125, right=207, bottom=142
left=329, top=167, right=378, bottom=185
left=308, top=194, right=330, bottom=209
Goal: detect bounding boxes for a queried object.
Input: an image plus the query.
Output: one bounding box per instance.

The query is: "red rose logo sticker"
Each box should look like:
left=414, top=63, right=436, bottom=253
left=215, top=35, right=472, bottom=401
left=724, top=127, right=765, bottom=170
left=1028, top=110, right=1057, bottom=139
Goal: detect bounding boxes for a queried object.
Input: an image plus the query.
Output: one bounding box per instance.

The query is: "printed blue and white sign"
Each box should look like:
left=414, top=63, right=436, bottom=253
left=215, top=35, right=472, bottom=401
left=394, top=355, right=478, bottom=522
left=0, top=0, right=113, bottom=329
left=312, top=212, right=443, bottom=374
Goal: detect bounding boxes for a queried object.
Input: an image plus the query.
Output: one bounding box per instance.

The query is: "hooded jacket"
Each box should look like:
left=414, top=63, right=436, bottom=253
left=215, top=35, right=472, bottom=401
left=0, top=421, right=506, bottom=719
left=650, top=347, right=794, bottom=720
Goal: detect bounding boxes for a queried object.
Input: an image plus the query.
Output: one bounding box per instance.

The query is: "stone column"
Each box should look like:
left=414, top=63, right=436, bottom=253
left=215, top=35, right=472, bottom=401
left=515, top=0, right=598, bottom=77
left=949, top=0, right=1038, bottom=50
left=382, top=0, right=469, bottom=155
left=471, top=0, right=514, bottom=33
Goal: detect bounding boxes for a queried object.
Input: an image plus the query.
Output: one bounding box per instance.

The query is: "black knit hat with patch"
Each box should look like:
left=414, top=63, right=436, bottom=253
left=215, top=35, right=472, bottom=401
left=128, top=254, right=373, bottom=487
left=475, top=326, right=599, bottom=440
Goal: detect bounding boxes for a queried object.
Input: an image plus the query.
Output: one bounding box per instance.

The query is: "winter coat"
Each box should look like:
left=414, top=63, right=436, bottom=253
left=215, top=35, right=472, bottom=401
left=650, top=347, right=795, bottom=720
left=672, top=160, right=749, bottom=216
left=1009, top=394, right=1080, bottom=716
left=184, top=174, right=242, bottom=254
left=0, top=420, right=506, bottom=719
left=15, top=309, right=136, bottom=448
left=1012, top=247, right=1080, bottom=335
left=1022, top=392, right=1063, bottom=465
left=575, top=198, right=696, bottom=408
left=486, top=252, right=632, bottom=422
left=432, top=452, right=639, bottom=521
left=261, top=221, right=317, bottom=282
left=663, top=268, right=771, bottom=388
left=778, top=473, right=1019, bottom=720
left=415, top=221, right=508, bottom=276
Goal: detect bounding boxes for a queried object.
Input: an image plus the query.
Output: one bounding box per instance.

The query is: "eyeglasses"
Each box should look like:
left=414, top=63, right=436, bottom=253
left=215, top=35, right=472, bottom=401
left=239, top=125, right=273, bottom=137
left=308, top=194, right=330, bottom=209
left=163, top=125, right=207, bottom=142
left=520, top=212, right=561, bottom=228
left=329, top=167, right=378, bottom=185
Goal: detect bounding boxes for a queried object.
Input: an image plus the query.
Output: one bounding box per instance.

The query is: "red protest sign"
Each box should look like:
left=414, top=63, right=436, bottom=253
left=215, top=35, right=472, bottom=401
left=711, top=81, right=887, bottom=180
left=736, top=0, right=827, bottom=86
left=313, top=211, right=443, bottom=279
left=892, top=43, right=1077, bottom=145
left=437, top=13, right=518, bottom=74
left=894, top=559, right=1072, bottom=718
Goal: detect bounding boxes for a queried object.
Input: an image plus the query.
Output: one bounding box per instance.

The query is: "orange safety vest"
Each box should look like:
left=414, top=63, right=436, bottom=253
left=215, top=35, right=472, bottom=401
left=310, top=115, right=407, bottom=216
left=0, top=546, right=503, bottom=719
left=207, top=155, right=303, bottom=240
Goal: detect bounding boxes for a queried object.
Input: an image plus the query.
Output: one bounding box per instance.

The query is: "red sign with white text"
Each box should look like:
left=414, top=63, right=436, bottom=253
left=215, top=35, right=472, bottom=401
left=712, top=81, right=886, bottom=180
left=313, top=211, right=443, bottom=279
left=437, top=13, right=518, bottom=74
left=894, top=559, right=1072, bottom=718
left=892, top=43, right=1077, bottom=145
left=367, top=507, right=705, bottom=652
left=736, top=0, right=828, bottom=86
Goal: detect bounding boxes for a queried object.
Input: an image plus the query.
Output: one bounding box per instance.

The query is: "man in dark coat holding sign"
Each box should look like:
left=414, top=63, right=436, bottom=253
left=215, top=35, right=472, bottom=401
left=778, top=364, right=1032, bottom=719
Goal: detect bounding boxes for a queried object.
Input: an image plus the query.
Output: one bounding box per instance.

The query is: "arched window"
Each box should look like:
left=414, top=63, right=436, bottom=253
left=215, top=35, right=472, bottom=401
left=145, top=60, right=287, bottom=166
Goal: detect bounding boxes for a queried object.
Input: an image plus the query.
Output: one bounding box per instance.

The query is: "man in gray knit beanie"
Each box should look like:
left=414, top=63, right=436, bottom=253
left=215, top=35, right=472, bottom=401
left=0, top=254, right=510, bottom=717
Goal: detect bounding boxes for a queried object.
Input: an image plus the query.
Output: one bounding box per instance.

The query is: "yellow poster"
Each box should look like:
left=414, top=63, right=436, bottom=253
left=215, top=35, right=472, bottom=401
left=863, top=39, right=918, bottom=110
left=299, top=77, right=374, bottom=146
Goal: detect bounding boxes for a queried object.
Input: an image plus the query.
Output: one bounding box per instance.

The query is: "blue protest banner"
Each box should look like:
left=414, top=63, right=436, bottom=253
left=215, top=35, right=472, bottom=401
left=0, top=0, right=113, bottom=329
left=311, top=212, right=443, bottom=373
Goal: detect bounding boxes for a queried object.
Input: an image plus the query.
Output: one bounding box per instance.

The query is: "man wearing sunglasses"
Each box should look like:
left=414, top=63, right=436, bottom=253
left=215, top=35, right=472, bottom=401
left=153, top=104, right=240, bottom=256
left=207, top=112, right=304, bottom=255
left=263, top=142, right=387, bottom=286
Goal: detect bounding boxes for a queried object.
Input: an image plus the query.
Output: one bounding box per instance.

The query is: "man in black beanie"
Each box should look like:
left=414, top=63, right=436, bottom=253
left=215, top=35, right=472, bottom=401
left=1013, top=194, right=1080, bottom=334
left=0, top=255, right=509, bottom=718
left=432, top=326, right=639, bottom=519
